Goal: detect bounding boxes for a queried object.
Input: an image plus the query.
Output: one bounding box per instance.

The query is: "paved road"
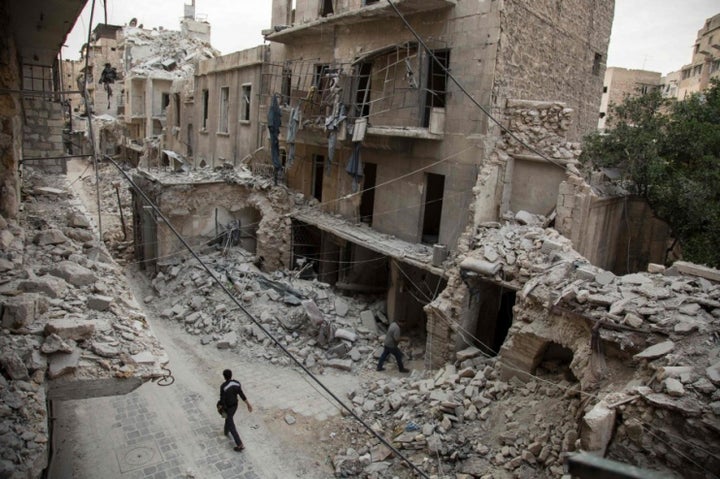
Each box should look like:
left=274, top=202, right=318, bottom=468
left=48, top=309, right=360, bottom=479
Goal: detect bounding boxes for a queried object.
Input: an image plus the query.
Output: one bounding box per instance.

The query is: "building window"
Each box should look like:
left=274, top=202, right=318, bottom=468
left=312, top=154, right=324, bottom=201
left=241, top=84, right=252, bottom=122
left=599, top=112, right=606, bottom=119
left=161, top=93, right=170, bottom=115
left=281, top=68, right=292, bottom=105
left=174, top=94, right=181, bottom=127
left=219, top=87, right=229, bottom=133
left=320, top=0, right=333, bottom=17
left=202, top=89, right=209, bottom=130
left=592, top=53, right=602, bottom=76
left=603, top=86, right=608, bottom=93
left=682, top=69, right=691, bottom=80
left=693, top=64, right=703, bottom=76
left=423, top=50, right=450, bottom=127
left=421, top=173, right=445, bottom=245
left=354, top=62, right=372, bottom=118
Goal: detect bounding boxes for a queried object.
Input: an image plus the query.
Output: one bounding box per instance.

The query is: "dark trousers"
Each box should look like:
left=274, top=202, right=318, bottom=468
left=377, top=346, right=404, bottom=370
left=224, top=404, right=243, bottom=447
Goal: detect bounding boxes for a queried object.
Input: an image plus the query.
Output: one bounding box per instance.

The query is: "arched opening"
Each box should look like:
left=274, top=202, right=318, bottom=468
left=534, top=342, right=578, bottom=383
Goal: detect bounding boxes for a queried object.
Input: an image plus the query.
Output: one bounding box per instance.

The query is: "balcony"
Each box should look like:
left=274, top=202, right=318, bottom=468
left=264, top=0, right=455, bottom=44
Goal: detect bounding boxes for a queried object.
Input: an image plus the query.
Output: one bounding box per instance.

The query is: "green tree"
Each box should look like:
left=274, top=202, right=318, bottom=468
left=580, top=79, right=720, bottom=268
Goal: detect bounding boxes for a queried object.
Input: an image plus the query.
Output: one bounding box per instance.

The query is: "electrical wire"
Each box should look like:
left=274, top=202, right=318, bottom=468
left=103, top=154, right=431, bottom=479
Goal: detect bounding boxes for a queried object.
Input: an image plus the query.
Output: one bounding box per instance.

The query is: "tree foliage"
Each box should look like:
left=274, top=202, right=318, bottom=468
left=580, top=79, right=720, bottom=267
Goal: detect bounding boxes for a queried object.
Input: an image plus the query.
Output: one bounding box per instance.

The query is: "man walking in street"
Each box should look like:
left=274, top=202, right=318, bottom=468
left=377, top=320, right=410, bottom=373
left=219, top=369, right=253, bottom=451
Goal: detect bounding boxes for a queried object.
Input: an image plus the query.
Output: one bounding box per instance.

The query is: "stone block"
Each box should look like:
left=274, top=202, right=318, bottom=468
left=33, top=228, right=68, bottom=246
left=634, top=341, right=674, bottom=360
left=334, top=328, right=357, bottom=342
left=335, top=298, right=349, bottom=317
left=45, top=318, right=95, bottom=340
left=360, top=310, right=377, bottom=334
left=1, top=294, right=40, bottom=329
left=323, top=359, right=353, bottom=371
left=87, top=294, right=113, bottom=311
left=216, top=332, right=238, bottom=349
left=0, top=351, right=29, bottom=380
left=18, top=275, right=69, bottom=299
left=46, top=261, right=97, bottom=286
left=48, top=349, right=81, bottom=379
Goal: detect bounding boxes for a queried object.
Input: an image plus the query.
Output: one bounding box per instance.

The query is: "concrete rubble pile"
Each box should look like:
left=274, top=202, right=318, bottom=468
left=122, top=26, right=218, bottom=79
left=0, top=169, right=167, bottom=479
left=332, top=353, right=581, bottom=479
left=146, top=247, right=401, bottom=373
left=332, top=211, right=719, bottom=478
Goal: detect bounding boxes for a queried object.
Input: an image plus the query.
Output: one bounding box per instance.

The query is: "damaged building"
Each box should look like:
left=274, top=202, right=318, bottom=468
left=0, top=1, right=168, bottom=478
left=123, top=1, right=720, bottom=477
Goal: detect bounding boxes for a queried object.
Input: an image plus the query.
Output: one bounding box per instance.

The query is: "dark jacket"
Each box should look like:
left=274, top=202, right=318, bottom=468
left=220, top=379, right=247, bottom=408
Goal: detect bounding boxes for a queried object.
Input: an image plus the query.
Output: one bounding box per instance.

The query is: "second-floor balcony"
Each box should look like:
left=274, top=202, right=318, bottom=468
left=264, top=0, right=455, bottom=44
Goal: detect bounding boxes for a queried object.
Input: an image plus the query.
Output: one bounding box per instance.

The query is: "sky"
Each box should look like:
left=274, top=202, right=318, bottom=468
left=62, top=0, right=720, bottom=76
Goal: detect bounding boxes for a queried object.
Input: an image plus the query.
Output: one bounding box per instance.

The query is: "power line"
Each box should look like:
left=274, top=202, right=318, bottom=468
left=103, top=154, right=431, bottom=479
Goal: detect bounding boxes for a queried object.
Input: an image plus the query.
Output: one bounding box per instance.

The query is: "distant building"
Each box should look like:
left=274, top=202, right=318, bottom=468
left=678, top=12, right=720, bottom=99
left=598, top=67, right=662, bottom=130
left=660, top=70, right=681, bottom=99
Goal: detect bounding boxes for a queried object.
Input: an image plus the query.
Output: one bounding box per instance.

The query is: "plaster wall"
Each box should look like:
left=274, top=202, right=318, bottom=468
left=194, top=47, right=265, bottom=168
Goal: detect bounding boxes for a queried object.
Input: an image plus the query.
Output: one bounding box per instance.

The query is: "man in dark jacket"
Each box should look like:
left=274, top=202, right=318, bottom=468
left=376, top=320, right=410, bottom=373
left=219, top=369, right=253, bottom=451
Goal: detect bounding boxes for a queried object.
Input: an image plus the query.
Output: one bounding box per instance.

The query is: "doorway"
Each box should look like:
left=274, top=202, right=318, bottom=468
left=360, top=162, right=376, bottom=224
left=312, top=154, right=324, bottom=201
left=421, top=173, right=444, bottom=244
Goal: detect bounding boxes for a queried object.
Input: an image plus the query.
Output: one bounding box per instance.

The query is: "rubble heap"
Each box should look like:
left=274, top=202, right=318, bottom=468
left=0, top=168, right=166, bottom=479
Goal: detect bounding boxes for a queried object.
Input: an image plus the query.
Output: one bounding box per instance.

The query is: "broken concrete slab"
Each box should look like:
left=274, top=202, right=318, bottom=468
left=335, top=328, right=357, bottom=342
left=41, top=333, right=75, bottom=354
left=216, top=331, right=238, bottom=349
left=360, top=310, right=377, bottom=334
left=335, top=298, right=349, bottom=317
left=673, top=261, right=720, bottom=282
left=634, top=341, right=674, bottom=360
left=456, top=346, right=482, bottom=362
left=707, top=362, right=720, bottom=386
left=0, top=351, right=29, bottom=380
left=323, top=359, right=353, bottom=371
left=664, top=378, right=685, bottom=397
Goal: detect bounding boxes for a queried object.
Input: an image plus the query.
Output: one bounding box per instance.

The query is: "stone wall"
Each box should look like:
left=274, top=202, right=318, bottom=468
left=495, top=0, right=614, bottom=140
left=0, top=0, right=22, bottom=219
left=22, top=97, right=67, bottom=174
left=556, top=176, right=670, bottom=274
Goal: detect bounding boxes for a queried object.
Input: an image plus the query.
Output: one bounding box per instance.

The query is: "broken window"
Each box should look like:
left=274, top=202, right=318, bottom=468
left=602, top=86, right=608, bottom=93
left=592, top=53, right=602, bottom=76
left=320, top=0, right=334, bottom=17
left=421, top=173, right=444, bottom=244
left=219, top=87, right=229, bottom=133
left=423, top=49, right=450, bottom=128
left=202, top=89, right=209, bottom=130
left=354, top=62, right=372, bottom=118
left=241, top=84, right=252, bottom=122
left=160, top=93, right=170, bottom=116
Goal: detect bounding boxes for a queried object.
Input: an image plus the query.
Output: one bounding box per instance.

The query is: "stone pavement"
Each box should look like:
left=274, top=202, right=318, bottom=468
left=48, top=315, right=360, bottom=479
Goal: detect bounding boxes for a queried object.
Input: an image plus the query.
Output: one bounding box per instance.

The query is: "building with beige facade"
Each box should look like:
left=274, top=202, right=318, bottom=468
left=678, top=12, right=720, bottom=100
left=597, top=67, right=662, bottom=130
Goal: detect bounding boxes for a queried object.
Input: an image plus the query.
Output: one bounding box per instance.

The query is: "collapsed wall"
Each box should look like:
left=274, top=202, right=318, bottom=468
left=131, top=167, right=293, bottom=273
left=0, top=167, right=166, bottom=478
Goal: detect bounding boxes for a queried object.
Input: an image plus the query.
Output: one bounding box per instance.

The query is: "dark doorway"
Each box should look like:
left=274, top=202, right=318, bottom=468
left=355, top=62, right=372, bottom=118
left=312, top=154, right=324, bottom=201
left=360, top=162, right=376, bottom=225
left=462, top=283, right=515, bottom=356
left=421, top=173, right=444, bottom=244
left=292, top=220, right=322, bottom=277
left=423, top=49, right=450, bottom=127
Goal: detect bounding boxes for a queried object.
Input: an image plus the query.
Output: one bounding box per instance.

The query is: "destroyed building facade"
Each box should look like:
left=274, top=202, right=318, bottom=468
left=678, top=12, right=720, bottom=100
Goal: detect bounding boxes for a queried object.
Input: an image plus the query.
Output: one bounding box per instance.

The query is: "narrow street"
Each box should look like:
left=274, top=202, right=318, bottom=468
left=48, top=268, right=361, bottom=479
left=46, top=160, right=362, bottom=478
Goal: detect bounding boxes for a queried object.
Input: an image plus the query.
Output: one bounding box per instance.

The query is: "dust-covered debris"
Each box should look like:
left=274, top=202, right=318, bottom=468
left=0, top=168, right=166, bottom=479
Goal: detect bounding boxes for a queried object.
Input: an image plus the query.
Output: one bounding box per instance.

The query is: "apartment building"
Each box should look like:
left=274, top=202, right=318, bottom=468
left=597, top=67, right=662, bottom=130
left=678, top=12, right=720, bottom=99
